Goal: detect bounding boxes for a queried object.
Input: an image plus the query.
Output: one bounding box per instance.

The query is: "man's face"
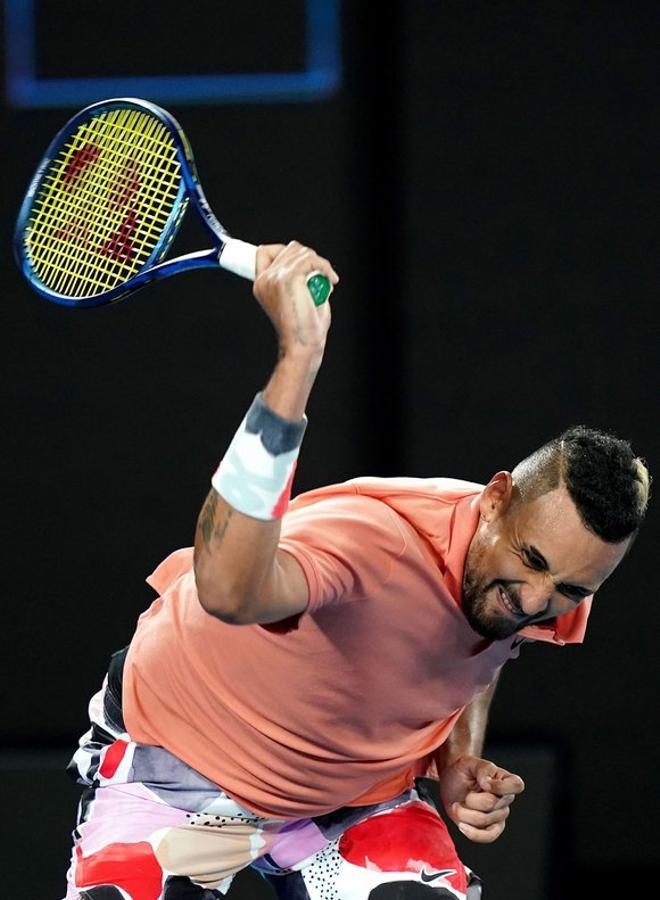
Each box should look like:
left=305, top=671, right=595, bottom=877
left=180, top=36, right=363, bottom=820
left=462, top=474, right=631, bottom=640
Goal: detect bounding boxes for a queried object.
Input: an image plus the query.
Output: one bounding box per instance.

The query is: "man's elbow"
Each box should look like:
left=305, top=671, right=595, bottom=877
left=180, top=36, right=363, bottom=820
left=193, top=568, right=254, bottom=625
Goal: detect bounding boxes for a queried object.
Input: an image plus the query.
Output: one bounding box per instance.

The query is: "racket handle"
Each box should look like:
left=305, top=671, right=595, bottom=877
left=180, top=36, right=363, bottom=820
left=219, top=238, right=258, bottom=280
left=220, top=238, right=331, bottom=306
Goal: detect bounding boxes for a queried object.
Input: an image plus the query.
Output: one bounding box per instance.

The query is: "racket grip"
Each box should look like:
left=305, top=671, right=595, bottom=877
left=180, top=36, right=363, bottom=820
left=219, top=238, right=331, bottom=306
left=219, top=238, right=258, bottom=280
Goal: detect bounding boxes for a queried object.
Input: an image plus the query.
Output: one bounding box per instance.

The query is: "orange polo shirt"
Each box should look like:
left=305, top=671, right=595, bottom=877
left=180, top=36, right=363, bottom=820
left=122, top=477, right=591, bottom=819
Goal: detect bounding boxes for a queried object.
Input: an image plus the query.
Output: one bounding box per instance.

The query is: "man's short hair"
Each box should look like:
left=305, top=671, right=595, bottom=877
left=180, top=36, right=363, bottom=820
left=511, top=425, right=650, bottom=543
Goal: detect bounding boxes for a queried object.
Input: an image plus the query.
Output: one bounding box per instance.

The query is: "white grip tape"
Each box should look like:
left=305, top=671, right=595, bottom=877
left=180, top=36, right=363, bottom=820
left=219, top=238, right=258, bottom=281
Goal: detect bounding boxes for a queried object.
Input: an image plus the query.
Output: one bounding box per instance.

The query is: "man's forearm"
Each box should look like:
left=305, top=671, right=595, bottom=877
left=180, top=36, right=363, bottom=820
left=435, top=671, right=500, bottom=771
left=433, top=670, right=525, bottom=844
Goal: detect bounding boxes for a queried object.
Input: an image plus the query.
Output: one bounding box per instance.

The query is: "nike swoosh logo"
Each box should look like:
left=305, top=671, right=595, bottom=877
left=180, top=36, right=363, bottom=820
left=420, top=868, right=456, bottom=883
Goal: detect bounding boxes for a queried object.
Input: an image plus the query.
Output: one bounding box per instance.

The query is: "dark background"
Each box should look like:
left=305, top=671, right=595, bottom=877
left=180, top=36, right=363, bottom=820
left=1, top=2, right=658, bottom=898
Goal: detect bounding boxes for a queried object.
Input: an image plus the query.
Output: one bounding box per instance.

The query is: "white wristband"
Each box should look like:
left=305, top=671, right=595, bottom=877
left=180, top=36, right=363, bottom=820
left=212, top=393, right=307, bottom=520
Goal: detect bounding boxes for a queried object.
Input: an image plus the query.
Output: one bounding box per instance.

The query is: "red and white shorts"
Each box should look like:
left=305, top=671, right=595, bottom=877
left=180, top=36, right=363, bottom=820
left=62, top=648, right=482, bottom=900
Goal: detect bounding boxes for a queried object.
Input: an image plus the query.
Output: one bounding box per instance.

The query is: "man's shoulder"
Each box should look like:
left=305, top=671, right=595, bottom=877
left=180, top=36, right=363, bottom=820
left=290, top=475, right=484, bottom=508
left=286, top=476, right=484, bottom=559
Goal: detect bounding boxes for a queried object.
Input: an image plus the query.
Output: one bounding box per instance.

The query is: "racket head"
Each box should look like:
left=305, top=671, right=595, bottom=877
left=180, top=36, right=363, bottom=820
left=14, top=98, right=212, bottom=308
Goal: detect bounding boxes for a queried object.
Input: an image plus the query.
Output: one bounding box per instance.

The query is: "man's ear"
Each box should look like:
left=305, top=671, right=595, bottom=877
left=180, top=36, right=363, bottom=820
left=479, top=471, right=514, bottom=522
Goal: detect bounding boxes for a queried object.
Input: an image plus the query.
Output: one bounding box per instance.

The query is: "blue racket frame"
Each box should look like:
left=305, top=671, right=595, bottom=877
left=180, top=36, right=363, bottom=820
left=14, top=98, right=235, bottom=308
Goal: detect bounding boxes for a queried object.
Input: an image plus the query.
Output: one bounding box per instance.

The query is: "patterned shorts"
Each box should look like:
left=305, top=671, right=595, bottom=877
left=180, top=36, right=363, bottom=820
left=62, top=648, right=482, bottom=900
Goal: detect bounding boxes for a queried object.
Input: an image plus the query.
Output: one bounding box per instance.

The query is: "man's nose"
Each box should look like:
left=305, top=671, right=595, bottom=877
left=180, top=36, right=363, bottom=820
left=518, top=573, right=554, bottom=617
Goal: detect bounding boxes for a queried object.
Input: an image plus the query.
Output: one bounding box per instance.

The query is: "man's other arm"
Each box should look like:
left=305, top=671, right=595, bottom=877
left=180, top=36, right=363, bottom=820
left=435, top=671, right=526, bottom=843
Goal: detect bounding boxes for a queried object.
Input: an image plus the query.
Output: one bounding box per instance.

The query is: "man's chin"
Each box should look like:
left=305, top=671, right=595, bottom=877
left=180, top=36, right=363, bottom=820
left=463, top=601, right=523, bottom=640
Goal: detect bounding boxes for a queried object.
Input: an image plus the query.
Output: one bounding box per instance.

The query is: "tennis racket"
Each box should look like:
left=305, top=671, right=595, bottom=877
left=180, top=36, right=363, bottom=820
left=14, top=97, right=331, bottom=309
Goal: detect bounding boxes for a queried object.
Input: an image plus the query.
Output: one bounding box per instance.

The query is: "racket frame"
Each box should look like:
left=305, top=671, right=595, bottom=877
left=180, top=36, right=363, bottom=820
left=14, top=98, right=242, bottom=308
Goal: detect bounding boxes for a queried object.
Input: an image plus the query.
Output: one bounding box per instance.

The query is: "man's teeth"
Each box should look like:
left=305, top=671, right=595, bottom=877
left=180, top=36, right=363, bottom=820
left=499, top=586, right=515, bottom=613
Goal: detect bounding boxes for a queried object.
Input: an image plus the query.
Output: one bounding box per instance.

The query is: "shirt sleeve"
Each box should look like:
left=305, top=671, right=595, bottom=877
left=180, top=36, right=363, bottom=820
left=146, top=547, right=194, bottom=594
left=277, top=494, right=408, bottom=614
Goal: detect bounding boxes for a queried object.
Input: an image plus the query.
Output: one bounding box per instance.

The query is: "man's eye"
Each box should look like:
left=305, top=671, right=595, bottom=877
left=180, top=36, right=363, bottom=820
left=522, top=550, right=543, bottom=569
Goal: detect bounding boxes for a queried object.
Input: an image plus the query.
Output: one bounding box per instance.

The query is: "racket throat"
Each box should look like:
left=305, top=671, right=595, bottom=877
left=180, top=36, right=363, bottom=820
left=141, top=241, right=257, bottom=286
left=146, top=248, right=221, bottom=281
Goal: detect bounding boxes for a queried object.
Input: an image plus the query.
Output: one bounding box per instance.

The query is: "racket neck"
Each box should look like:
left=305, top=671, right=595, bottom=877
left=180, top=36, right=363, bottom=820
left=146, top=247, right=221, bottom=280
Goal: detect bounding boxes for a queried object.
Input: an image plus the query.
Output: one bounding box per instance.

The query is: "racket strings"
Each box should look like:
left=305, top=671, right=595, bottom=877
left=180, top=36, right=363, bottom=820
left=30, top=109, right=179, bottom=294
left=30, top=109, right=178, bottom=292
left=58, top=113, right=180, bottom=294
left=25, top=107, right=183, bottom=298
left=27, top=116, right=165, bottom=295
left=29, top=111, right=148, bottom=290
left=32, top=113, right=170, bottom=294
left=43, top=119, right=171, bottom=265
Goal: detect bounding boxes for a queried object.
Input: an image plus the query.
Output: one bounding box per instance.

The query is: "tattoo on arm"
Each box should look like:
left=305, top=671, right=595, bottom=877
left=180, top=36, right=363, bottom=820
left=198, top=490, right=233, bottom=552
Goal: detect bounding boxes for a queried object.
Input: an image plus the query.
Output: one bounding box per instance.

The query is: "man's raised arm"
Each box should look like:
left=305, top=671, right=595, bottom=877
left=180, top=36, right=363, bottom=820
left=193, top=241, right=338, bottom=626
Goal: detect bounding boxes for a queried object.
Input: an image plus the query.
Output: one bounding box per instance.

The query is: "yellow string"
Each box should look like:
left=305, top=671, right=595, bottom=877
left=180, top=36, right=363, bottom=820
left=25, top=108, right=182, bottom=298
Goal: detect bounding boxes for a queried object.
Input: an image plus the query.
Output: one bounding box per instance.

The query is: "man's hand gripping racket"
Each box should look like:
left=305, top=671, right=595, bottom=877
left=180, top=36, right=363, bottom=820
left=14, top=97, right=334, bottom=310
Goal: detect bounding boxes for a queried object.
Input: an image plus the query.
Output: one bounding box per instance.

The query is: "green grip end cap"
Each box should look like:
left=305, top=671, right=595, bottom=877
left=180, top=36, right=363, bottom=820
left=307, top=273, right=331, bottom=307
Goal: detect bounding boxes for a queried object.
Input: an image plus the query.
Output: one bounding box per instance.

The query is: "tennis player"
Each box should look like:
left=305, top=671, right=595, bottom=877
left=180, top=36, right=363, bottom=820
left=62, top=242, right=650, bottom=900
